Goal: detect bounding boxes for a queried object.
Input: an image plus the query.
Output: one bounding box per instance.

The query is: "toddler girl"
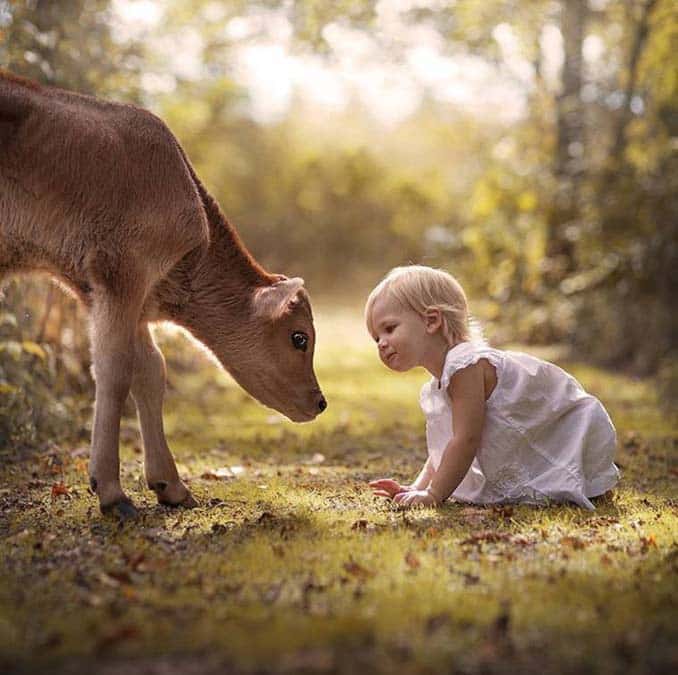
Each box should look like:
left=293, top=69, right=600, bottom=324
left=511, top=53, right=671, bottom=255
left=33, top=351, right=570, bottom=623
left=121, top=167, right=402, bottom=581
left=366, top=265, right=619, bottom=510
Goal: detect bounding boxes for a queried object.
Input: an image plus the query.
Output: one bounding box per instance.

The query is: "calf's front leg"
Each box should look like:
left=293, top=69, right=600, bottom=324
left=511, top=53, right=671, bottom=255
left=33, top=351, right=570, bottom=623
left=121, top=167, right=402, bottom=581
left=88, top=297, right=139, bottom=519
left=131, top=324, right=196, bottom=507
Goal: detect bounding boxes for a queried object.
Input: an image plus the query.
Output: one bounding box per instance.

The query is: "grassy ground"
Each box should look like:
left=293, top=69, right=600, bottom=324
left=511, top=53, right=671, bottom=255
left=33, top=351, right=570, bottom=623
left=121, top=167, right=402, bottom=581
left=0, top=307, right=676, bottom=674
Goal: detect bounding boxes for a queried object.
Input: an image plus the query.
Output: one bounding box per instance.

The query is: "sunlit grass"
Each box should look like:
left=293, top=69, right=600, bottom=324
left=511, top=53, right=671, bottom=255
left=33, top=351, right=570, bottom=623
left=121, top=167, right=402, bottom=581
left=0, top=307, right=676, bottom=673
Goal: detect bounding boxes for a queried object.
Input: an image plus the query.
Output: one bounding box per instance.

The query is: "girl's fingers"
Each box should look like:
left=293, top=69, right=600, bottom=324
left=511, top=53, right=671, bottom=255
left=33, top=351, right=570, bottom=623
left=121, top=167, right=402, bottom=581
left=372, top=490, right=392, bottom=498
left=369, top=479, right=398, bottom=489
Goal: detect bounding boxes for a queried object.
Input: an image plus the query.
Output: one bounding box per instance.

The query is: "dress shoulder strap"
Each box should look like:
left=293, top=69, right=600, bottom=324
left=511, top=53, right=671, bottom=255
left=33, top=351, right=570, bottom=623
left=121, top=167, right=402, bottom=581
left=440, top=340, right=500, bottom=390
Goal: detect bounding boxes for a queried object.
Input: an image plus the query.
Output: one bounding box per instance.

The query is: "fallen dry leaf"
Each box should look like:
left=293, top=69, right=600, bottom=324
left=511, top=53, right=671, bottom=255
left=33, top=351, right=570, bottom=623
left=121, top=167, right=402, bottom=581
left=343, top=559, right=375, bottom=580
left=560, top=535, right=586, bottom=550
left=50, top=482, right=69, bottom=499
left=639, top=534, right=657, bottom=553
left=461, top=530, right=511, bottom=546
left=405, top=551, right=421, bottom=570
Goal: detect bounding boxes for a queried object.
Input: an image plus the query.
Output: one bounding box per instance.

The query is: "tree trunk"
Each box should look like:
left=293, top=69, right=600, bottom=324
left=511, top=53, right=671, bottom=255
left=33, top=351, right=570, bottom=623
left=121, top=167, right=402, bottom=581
left=545, top=0, right=587, bottom=282
left=608, top=0, right=658, bottom=170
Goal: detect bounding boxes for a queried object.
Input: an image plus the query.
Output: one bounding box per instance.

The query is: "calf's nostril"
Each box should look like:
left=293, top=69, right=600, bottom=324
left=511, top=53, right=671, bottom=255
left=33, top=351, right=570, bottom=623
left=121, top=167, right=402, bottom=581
left=318, top=397, right=327, bottom=412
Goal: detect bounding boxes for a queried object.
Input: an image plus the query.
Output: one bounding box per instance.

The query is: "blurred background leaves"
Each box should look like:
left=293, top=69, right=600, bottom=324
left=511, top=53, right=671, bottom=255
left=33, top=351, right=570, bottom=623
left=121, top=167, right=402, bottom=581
left=0, top=0, right=676, bottom=448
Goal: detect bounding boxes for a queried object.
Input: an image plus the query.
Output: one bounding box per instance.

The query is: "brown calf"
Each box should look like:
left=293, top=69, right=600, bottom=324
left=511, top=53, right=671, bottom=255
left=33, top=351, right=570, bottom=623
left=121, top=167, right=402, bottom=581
left=0, top=71, right=326, bottom=518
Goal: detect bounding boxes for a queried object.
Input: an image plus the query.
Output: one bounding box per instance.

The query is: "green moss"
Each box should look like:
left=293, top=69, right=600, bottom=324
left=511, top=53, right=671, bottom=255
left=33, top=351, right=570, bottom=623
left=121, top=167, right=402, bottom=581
left=1, top=310, right=676, bottom=673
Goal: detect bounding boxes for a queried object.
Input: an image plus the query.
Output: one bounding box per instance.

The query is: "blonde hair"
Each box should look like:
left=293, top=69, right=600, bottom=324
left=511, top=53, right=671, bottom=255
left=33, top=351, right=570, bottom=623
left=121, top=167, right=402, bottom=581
left=365, top=265, right=482, bottom=343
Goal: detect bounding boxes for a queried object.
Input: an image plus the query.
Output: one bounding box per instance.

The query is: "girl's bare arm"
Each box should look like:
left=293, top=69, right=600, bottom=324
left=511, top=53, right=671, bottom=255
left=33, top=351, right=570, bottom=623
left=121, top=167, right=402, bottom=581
left=428, top=363, right=486, bottom=501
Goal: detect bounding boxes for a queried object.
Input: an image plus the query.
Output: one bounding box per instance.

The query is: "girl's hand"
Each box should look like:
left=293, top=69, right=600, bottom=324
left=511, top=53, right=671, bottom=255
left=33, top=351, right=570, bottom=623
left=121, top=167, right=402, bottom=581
left=393, top=489, right=438, bottom=508
left=369, top=478, right=411, bottom=499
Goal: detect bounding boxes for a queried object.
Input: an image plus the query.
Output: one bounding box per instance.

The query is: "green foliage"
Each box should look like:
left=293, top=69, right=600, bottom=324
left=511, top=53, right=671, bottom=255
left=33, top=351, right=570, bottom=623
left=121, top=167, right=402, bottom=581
left=0, top=0, right=143, bottom=97
left=0, top=308, right=87, bottom=450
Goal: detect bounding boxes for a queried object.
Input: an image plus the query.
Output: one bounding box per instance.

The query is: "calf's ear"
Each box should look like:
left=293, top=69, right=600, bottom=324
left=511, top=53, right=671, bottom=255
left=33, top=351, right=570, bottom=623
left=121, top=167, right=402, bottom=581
left=254, top=277, right=305, bottom=319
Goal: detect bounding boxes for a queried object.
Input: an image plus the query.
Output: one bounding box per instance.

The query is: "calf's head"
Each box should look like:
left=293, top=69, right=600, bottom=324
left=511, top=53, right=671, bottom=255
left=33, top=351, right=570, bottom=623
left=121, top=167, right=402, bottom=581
left=228, top=277, right=326, bottom=422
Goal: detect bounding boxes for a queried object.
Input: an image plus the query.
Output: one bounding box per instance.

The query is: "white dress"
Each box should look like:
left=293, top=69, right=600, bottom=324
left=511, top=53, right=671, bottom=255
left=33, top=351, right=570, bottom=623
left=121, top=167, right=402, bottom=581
left=419, top=341, right=620, bottom=509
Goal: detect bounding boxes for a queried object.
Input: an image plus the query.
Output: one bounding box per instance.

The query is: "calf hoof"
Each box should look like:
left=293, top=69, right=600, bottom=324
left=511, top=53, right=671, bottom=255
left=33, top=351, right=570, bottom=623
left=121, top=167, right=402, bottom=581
left=101, top=498, right=139, bottom=522
left=161, top=492, right=198, bottom=509
left=150, top=480, right=197, bottom=508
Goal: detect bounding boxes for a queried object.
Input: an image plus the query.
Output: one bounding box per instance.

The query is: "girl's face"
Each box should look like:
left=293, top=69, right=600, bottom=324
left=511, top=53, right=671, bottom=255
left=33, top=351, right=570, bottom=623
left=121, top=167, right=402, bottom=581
left=369, top=294, right=430, bottom=372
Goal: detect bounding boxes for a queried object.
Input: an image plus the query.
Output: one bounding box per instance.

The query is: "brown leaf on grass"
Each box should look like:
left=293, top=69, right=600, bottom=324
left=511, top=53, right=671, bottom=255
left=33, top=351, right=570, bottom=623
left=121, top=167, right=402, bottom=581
left=50, top=482, right=69, bottom=499
left=461, top=530, right=511, bottom=546
left=405, top=551, right=421, bottom=570
left=560, top=535, right=586, bottom=550
left=343, top=559, right=375, bottom=580
left=639, top=534, right=657, bottom=553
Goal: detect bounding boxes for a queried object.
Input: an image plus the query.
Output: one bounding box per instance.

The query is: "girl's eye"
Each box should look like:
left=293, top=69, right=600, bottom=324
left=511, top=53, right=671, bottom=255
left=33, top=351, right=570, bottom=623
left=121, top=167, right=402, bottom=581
left=386, top=324, right=396, bottom=333
left=291, top=331, right=308, bottom=352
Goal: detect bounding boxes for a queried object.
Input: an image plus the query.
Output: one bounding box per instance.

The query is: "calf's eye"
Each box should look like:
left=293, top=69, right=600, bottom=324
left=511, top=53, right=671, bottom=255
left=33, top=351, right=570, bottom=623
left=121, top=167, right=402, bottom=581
left=291, top=331, right=308, bottom=352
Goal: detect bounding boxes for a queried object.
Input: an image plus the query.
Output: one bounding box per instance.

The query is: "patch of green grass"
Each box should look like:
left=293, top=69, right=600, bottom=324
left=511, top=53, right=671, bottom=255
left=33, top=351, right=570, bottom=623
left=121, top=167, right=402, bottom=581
left=1, top=308, right=676, bottom=674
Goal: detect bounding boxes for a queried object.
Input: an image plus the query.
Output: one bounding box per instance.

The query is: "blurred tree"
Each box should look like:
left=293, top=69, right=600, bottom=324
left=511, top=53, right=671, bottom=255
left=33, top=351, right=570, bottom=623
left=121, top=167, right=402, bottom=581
left=545, top=0, right=586, bottom=281
left=0, top=0, right=143, bottom=96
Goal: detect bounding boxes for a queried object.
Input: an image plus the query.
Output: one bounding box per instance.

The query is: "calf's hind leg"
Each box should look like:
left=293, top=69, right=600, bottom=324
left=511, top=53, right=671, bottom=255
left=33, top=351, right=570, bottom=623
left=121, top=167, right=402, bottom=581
left=88, top=292, right=143, bottom=519
left=131, top=323, right=196, bottom=507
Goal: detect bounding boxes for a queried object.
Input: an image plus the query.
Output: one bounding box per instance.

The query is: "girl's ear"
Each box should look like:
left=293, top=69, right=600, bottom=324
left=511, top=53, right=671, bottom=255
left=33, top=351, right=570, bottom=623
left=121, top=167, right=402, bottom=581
left=424, top=308, right=443, bottom=334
